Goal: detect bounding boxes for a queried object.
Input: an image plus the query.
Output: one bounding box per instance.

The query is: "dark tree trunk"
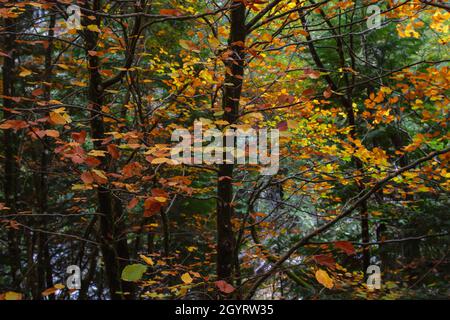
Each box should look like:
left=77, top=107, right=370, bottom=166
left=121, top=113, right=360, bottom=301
left=35, top=13, right=56, bottom=299
left=2, top=17, right=21, bottom=290
left=83, top=0, right=132, bottom=299
left=217, top=2, right=247, bottom=285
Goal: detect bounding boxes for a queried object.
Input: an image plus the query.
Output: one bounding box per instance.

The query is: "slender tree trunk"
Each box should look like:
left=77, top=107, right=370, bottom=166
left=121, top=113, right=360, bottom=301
left=2, top=16, right=21, bottom=290
left=217, top=2, right=246, bottom=285
left=35, top=13, right=56, bottom=299
left=83, top=0, right=130, bottom=299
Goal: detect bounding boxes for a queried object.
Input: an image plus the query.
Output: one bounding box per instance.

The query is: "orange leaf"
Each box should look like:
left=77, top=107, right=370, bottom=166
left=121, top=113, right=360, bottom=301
left=49, top=111, right=67, bottom=125
left=41, top=287, right=58, bottom=297
left=45, top=129, right=60, bottom=138
left=160, top=9, right=182, bottom=16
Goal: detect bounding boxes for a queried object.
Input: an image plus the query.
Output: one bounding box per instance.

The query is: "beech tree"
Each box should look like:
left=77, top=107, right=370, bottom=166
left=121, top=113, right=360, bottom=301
left=0, top=0, right=449, bottom=300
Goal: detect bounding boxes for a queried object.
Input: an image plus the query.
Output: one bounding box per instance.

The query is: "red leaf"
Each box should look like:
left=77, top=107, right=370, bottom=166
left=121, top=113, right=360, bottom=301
left=215, top=280, right=235, bottom=294
left=334, top=241, right=355, bottom=255
left=32, top=88, right=44, bottom=96
left=127, top=197, right=139, bottom=210
left=80, top=171, right=94, bottom=184
left=151, top=188, right=168, bottom=198
left=72, top=131, right=87, bottom=144
left=85, top=156, right=101, bottom=167
left=71, top=155, right=85, bottom=164
left=144, top=198, right=162, bottom=217
left=0, top=50, right=11, bottom=58
left=312, top=254, right=335, bottom=268
left=107, top=144, right=120, bottom=159
left=277, top=121, right=288, bottom=131
left=122, top=162, right=142, bottom=179
left=302, top=88, right=315, bottom=96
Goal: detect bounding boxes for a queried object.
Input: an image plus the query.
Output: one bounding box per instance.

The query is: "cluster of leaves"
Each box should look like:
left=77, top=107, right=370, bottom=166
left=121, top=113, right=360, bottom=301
left=0, top=0, right=449, bottom=300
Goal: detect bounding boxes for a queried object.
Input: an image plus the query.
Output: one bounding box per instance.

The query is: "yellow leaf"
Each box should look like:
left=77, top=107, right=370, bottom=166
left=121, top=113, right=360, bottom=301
left=181, top=272, right=193, bottom=284
left=87, top=24, right=101, bottom=33
left=154, top=196, right=168, bottom=203
left=209, top=37, right=221, bottom=49
left=92, top=169, right=107, bottom=180
left=5, top=291, right=22, bottom=300
left=71, top=80, right=87, bottom=87
left=19, top=68, right=32, bottom=77
left=151, top=157, right=174, bottom=165
left=72, top=184, right=93, bottom=191
left=56, top=64, right=70, bottom=70
left=199, top=69, right=213, bottom=82
left=139, top=254, right=154, bottom=266
left=315, top=269, right=334, bottom=289
left=88, top=150, right=107, bottom=157
left=54, top=283, right=65, bottom=289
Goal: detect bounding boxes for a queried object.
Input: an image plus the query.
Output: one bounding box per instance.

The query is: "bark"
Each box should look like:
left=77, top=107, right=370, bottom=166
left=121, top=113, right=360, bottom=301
left=35, top=13, right=56, bottom=299
left=216, top=1, right=247, bottom=284
left=83, top=0, right=132, bottom=299
left=2, top=16, right=21, bottom=290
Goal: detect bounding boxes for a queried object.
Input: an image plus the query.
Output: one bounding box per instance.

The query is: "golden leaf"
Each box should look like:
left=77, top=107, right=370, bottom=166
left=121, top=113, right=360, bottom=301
left=139, top=254, right=154, bottom=266
left=315, top=269, right=334, bottom=289
left=181, top=272, right=193, bottom=284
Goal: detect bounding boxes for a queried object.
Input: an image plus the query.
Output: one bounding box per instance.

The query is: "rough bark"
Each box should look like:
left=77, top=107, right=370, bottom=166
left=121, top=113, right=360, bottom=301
left=2, top=16, right=21, bottom=290
left=216, top=1, right=247, bottom=284
left=83, top=0, right=132, bottom=299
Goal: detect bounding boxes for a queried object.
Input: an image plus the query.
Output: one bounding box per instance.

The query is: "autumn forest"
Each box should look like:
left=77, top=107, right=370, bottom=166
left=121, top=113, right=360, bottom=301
left=0, top=0, right=449, bottom=301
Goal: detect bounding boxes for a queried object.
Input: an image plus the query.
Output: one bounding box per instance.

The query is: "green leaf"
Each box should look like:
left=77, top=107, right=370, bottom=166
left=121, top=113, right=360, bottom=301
left=429, top=139, right=444, bottom=151
left=121, top=264, right=147, bottom=282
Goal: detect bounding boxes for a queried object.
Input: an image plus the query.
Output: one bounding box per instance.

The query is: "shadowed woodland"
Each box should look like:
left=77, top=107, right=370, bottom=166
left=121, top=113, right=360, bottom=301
left=0, top=0, right=449, bottom=300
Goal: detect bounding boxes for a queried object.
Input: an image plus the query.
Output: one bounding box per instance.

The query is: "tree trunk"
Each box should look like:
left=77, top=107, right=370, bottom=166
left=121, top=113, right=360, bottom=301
left=2, top=16, right=21, bottom=290
left=83, top=0, right=131, bottom=299
left=216, top=1, right=246, bottom=284
left=35, top=13, right=56, bottom=299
